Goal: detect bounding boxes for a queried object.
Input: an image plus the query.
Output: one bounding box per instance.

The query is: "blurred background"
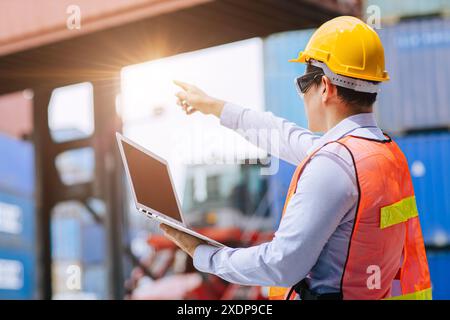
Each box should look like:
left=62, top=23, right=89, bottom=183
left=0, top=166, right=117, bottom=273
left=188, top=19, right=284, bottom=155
left=0, top=0, right=449, bottom=300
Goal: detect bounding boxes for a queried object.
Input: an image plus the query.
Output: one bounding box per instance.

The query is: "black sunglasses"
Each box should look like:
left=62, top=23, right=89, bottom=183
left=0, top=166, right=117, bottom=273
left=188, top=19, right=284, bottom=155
left=295, top=71, right=324, bottom=95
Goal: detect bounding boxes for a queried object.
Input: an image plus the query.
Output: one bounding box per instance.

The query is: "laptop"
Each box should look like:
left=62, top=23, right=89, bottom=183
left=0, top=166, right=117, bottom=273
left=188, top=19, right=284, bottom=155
left=116, top=132, right=224, bottom=248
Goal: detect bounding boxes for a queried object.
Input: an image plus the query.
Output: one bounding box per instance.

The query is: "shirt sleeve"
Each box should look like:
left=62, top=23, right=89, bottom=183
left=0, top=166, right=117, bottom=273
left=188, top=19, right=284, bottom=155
left=219, top=102, right=320, bottom=165
left=192, top=147, right=358, bottom=287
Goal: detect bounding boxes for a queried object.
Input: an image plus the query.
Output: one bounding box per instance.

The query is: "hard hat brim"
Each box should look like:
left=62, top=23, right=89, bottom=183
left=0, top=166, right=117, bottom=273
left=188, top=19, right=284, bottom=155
left=289, top=51, right=390, bottom=82
left=288, top=51, right=306, bottom=63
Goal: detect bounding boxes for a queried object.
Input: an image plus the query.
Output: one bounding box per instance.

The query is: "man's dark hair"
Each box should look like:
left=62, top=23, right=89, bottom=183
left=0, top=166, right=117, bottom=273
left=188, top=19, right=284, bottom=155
left=306, top=64, right=378, bottom=110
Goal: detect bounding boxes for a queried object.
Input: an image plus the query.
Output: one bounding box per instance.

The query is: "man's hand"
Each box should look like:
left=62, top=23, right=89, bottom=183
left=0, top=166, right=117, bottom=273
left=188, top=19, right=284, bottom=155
left=160, top=224, right=208, bottom=258
left=174, top=80, right=225, bottom=117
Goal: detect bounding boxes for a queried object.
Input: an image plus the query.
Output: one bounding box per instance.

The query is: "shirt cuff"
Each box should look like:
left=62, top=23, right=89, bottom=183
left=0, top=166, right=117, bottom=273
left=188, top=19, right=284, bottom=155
left=219, top=102, right=244, bottom=130
left=193, top=244, right=222, bottom=273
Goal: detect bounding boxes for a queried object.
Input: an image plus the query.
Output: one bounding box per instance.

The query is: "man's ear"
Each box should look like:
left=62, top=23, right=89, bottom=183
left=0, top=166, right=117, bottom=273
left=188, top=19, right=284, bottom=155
left=321, top=76, right=336, bottom=103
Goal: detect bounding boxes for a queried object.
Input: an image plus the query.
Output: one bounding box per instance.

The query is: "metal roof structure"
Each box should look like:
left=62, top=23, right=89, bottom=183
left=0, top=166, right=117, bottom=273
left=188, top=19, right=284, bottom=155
left=0, top=0, right=360, bottom=93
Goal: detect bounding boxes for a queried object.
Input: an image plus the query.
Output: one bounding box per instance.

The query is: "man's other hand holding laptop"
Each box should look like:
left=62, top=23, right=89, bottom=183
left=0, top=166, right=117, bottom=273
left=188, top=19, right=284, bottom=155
left=160, top=224, right=206, bottom=258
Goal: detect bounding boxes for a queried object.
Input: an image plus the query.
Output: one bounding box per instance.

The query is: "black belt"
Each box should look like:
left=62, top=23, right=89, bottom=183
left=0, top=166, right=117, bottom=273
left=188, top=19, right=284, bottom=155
left=286, top=279, right=343, bottom=300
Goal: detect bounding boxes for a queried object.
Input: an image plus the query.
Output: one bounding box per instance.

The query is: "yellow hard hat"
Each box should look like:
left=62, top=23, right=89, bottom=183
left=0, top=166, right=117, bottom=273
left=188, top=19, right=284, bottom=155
left=290, top=16, right=389, bottom=82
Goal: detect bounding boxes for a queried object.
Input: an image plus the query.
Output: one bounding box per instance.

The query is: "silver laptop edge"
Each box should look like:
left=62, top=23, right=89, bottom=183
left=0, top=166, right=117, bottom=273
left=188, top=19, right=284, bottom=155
left=116, top=132, right=224, bottom=248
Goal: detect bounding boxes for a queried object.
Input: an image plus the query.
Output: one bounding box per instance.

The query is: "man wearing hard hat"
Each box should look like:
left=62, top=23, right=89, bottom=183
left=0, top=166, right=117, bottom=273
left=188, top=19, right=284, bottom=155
left=161, top=16, right=432, bottom=300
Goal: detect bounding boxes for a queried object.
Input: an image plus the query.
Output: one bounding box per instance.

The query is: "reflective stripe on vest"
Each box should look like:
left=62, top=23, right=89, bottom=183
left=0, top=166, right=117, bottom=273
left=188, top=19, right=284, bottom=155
left=268, top=135, right=432, bottom=300
left=380, top=196, right=418, bottom=229
left=384, top=287, right=432, bottom=300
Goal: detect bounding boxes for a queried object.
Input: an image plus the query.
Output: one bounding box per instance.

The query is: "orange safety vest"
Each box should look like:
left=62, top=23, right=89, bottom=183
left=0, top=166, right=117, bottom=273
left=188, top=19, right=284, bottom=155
left=268, top=135, right=432, bottom=300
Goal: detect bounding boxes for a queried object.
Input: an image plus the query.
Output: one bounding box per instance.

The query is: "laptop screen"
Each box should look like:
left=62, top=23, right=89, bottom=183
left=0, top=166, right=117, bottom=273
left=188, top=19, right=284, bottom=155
left=120, top=138, right=182, bottom=222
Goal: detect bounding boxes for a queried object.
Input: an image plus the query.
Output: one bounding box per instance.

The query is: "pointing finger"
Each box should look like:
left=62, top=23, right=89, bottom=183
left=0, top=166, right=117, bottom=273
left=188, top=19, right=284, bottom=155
left=173, top=80, right=192, bottom=91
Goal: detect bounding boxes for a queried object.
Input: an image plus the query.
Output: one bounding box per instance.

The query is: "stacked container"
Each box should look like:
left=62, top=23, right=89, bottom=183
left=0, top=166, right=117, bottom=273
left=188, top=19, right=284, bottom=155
left=263, top=29, right=313, bottom=128
left=376, top=18, right=450, bottom=133
left=263, top=29, right=314, bottom=225
left=376, top=17, right=450, bottom=300
left=51, top=202, right=107, bottom=299
left=426, top=250, right=450, bottom=300
left=0, top=133, right=36, bottom=299
left=395, top=133, right=450, bottom=246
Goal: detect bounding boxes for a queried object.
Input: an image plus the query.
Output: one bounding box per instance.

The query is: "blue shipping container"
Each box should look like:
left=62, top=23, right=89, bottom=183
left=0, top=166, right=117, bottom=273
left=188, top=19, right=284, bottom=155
left=0, top=133, right=34, bottom=198
left=52, top=200, right=105, bottom=262
left=395, top=132, right=450, bottom=245
left=81, top=224, right=105, bottom=264
left=263, top=30, right=323, bottom=227
left=268, top=158, right=296, bottom=227
left=263, top=29, right=315, bottom=127
left=0, top=248, right=35, bottom=299
left=0, top=192, right=35, bottom=250
left=51, top=217, right=82, bottom=260
left=426, top=250, right=450, bottom=300
left=376, top=18, right=450, bottom=133
left=83, top=264, right=106, bottom=299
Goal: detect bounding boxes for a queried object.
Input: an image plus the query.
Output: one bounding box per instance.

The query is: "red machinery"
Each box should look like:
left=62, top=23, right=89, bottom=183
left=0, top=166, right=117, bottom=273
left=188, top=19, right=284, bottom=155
left=126, top=227, right=273, bottom=300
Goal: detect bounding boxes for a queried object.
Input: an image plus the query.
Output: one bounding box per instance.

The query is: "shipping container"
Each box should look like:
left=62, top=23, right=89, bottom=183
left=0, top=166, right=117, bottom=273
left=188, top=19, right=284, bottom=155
left=51, top=217, right=82, bottom=261
left=394, top=132, right=450, bottom=245
left=0, top=248, right=35, bottom=299
left=81, top=223, right=105, bottom=264
left=263, top=29, right=315, bottom=128
left=376, top=18, right=450, bottom=133
left=0, top=133, right=34, bottom=197
left=364, top=0, right=450, bottom=21
left=268, top=158, right=296, bottom=227
left=82, top=264, right=106, bottom=299
left=51, top=201, right=103, bottom=262
left=426, top=250, right=450, bottom=299
left=263, top=29, right=323, bottom=228
left=53, top=222, right=106, bottom=263
left=0, top=192, right=35, bottom=250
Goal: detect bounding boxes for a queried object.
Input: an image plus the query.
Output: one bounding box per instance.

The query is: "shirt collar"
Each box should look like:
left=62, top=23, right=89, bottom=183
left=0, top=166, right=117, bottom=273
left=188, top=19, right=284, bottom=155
left=307, top=113, right=380, bottom=154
